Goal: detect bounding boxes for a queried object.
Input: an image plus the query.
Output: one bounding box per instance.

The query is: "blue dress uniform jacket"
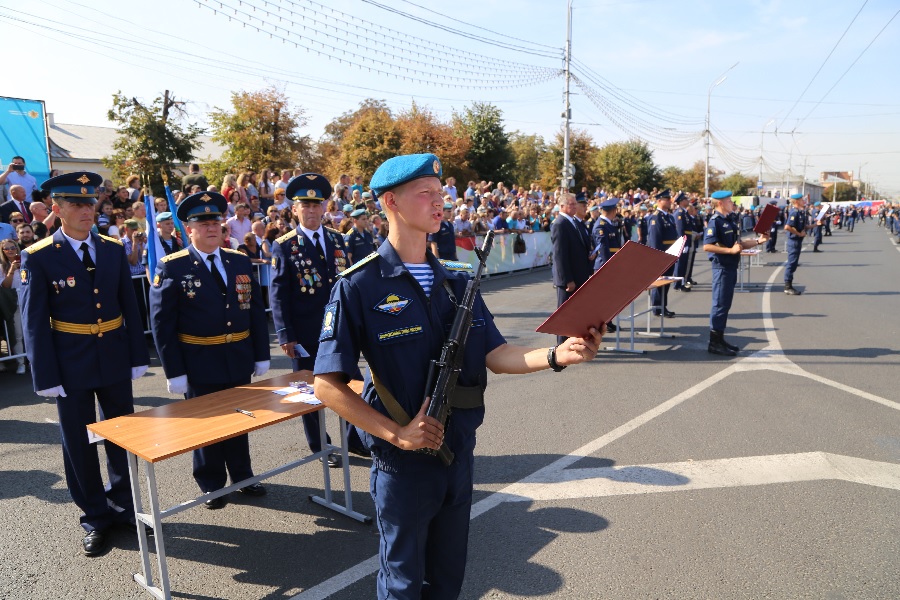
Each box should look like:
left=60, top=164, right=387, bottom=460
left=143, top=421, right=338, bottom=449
left=315, top=241, right=506, bottom=600
left=784, top=208, right=807, bottom=284
left=704, top=213, right=740, bottom=332
left=591, top=217, right=622, bottom=271
left=646, top=210, right=679, bottom=312
left=673, top=208, right=691, bottom=289
left=149, top=246, right=269, bottom=385
left=345, top=228, right=376, bottom=263
left=18, top=229, right=149, bottom=532
left=428, top=220, right=458, bottom=260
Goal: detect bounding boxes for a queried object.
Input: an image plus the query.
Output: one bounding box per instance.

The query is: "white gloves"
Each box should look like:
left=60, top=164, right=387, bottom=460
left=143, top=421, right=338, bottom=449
left=253, top=361, right=270, bottom=377
left=36, top=386, right=67, bottom=398
left=131, top=365, right=149, bottom=380
left=167, top=375, right=188, bottom=395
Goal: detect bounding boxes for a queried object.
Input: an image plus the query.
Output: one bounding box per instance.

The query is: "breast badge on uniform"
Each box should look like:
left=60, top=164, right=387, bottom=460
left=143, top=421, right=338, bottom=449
left=66, top=276, right=75, bottom=287
left=374, top=294, right=411, bottom=315
left=320, top=302, right=338, bottom=341
left=377, top=325, right=424, bottom=343
left=153, top=274, right=161, bottom=287
left=181, top=274, right=199, bottom=298
left=707, top=228, right=714, bottom=235
left=235, top=274, right=252, bottom=309
left=19, top=268, right=29, bottom=286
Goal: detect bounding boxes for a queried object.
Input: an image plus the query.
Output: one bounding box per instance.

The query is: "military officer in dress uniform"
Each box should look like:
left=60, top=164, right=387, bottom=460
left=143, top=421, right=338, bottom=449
left=18, top=171, right=150, bottom=556
left=684, top=202, right=704, bottom=285
left=812, top=202, right=825, bottom=252
left=765, top=201, right=781, bottom=253
left=783, top=192, right=810, bottom=295
left=345, top=208, right=377, bottom=264
left=270, top=174, right=362, bottom=468
left=589, top=197, right=622, bottom=333
left=149, top=191, right=270, bottom=508
left=646, top=189, right=679, bottom=317
left=672, top=192, right=692, bottom=291
left=313, top=153, right=604, bottom=600
left=703, top=191, right=768, bottom=356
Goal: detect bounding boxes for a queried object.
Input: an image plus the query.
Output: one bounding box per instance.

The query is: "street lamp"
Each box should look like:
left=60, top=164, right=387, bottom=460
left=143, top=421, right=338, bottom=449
left=705, top=62, right=738, bottom=199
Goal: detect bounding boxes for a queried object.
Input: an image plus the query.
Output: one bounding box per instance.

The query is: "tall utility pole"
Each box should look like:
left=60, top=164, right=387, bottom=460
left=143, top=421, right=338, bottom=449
left=561, top=0, right=573, bottom=191
left=800, top=156, right=809, bottom=197
left=856, top=162, right=868, bottom=201
left=705, top=62, right=737, bottom=200
left=758, top=118, right=775, bottom=198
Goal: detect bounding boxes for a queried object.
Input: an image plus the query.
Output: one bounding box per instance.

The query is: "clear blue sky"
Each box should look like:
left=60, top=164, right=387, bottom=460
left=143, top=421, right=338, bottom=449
left=4, top=0, right=898, bottom=196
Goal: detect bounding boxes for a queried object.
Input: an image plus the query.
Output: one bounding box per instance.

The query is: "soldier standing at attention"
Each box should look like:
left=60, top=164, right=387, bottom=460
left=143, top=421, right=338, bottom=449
left=345, top=208, right=377, bottom=264
left=646, top=189, right=679, bottom=317
left=270, top=174, right=363, bottom=467
left=783, top=193, right=809, bottom=295
left=672, top=192, right=692, bottom=291
left=18, top=171, right=150, bottom=555
left=428, top=201, right=458, bottom=260
left=703, top=191, right=768, bottom=356
left=149, top=191, right=270, bottom=508
left=314, top=153, right=603, bottom=600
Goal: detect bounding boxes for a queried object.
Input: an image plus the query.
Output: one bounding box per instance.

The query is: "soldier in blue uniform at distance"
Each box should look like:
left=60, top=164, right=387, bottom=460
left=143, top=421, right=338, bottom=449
left=18, top=171, right=150, bottom=556
left=765, top=200, right=781, bottom=253
left=671, top=192, right=692, bottom=291
left=345, top=208, right=377, bottom=264
left=811, top=201, right=825, bottom=252
left=149, top=191, right=271, bottom=509
left=646, top=189, right=679, bottom=317
left=270, top=174, right=363, bottom=467
left=313, top=153, right=604, bottom=600
left=783, top=192, right=810, bottom=295
left=428, top=201, right=458, bottom=260
left=703, top=191, right=768, bottom=356
left=589, top=197, right=622, bottom=333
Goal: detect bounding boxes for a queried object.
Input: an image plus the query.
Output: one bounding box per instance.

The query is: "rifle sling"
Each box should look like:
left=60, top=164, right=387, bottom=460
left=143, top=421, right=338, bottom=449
left=369, top=367, right=484, bottom=423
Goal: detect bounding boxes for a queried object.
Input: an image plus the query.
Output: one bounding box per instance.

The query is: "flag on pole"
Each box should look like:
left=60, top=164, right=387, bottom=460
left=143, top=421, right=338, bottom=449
left=143, top=192, right=165, bottom=283
left=163, top=183, right=189, bottom=245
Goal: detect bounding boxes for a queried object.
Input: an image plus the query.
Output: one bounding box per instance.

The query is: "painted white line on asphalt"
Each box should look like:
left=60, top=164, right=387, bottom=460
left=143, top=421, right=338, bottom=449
left=502, top=452, right=900, bottom=502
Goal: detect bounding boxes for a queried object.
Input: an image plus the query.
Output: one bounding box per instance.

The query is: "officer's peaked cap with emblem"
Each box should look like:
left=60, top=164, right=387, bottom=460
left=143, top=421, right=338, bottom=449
left=711, top=190, right=733, bottom=200
left=655, top=188, right=672, bottom=200
left=600, top=197, right=619, bottom=210
left=789, top=193, right=804, bottom=200
left=369, top=153, right=442, bottom=196
left=41, top=171, right=102, bottom=204
left=674, top=191, right=687, bottom=203
left=177, top=191, right=227, bottom=222
left=285, top=173, right=332, bottom=203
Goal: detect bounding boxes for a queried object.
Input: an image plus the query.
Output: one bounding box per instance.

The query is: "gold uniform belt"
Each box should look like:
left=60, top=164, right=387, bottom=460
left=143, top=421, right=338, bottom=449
left=662, top=240, right=675, bottom=245
left=50, top=315, right=123, bottom=336
left=609, top=247, right=621, bottom=252
left=177, top=330, right=250, bottom=345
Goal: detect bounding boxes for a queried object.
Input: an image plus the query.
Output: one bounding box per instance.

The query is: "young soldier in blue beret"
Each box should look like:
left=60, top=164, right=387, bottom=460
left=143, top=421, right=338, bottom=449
left=783, top=193, right=810, bottom=295
left=345, top=208, right=376, bottom=264
left=314, top=153, right=604, bottom=600
left=19, top=171, right=151, bottom=555
left=703, top=190, right=768, bottom=356
left=646, top=189, right=679, bottom=317
left=589, top=197, right=622, bottom=333
left=149, top=191, right=271, bottom=508
left=428, top=201, right=459, bottom=260
left=672, top=191, right=692, bottom=291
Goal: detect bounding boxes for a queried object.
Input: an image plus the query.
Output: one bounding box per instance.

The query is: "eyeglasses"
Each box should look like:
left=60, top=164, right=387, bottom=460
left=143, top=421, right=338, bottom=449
left=10, top=219, right=24, bottom=223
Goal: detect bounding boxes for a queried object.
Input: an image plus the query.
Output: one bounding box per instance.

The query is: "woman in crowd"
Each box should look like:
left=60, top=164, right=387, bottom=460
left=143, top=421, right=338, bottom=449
left=0, top=238, right=25, bottom=374
left=261, top=223, right=280, bottom=259
left=225, top=189, right=241, bottom=219
left=238, top=231, right=266, bottom=265
left=221, top=173, right=238, bottom=205
left=257, top=168, right=274, bottom=209
left=108, top=209, right=125, bottom=238
left=325, top=199, right=344, bottom=228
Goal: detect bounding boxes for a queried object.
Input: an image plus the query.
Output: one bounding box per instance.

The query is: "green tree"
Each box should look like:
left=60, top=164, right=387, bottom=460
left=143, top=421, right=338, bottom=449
left=319, top=99, right=392, bottom=179
left=336, top=104, right=402, bottom=180
left=208, top=86, right=313, bottom=174
left=592, top=140, right=660, bottom=192
left=719, top=171, right=756, bottom=196
left=396, top=102, right=473, bottom=185
left=660, top=160, right=714, bottom=194
left=508, top=131, right=546, bottom=188
left=103, top=90, right=204, bottom=193
left=455, top=102, right=513, bottom=183
left=538, top=129, right=599, bottom=192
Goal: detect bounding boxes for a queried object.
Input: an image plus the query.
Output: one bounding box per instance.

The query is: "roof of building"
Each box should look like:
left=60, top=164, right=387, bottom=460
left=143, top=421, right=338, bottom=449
left=48, top=122, right=226, bottom=162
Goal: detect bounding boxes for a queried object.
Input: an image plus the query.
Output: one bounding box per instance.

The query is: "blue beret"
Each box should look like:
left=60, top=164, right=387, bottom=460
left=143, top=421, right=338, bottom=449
left=41, top=171, right=102, bottom=204
left=674, top=191, right=687, bottom=203
left=362, top=191, right=372, bottom=199
left=350, top=208, right=367, bottom=218
left=790, top=193, right=804, bottom=200
left=655, top=189, right=671, bottom=200
left=443, top=202, right=454, bottom=210
left=177, top=191, right=227, bottom=222
left=588, top=205, right=600, bottom=213
left=342, top=204, right=353, bottom=212
left=369, top=153, right=442, bottom=196
left=285, top=173, right=331, bottom=203
left=155, top=211, right=173, bottom=222
left=711, top=190, right=733, bottom=200
left=814, top=201, right=821, bottom=206
left=600, top=198, right=619, bottom=210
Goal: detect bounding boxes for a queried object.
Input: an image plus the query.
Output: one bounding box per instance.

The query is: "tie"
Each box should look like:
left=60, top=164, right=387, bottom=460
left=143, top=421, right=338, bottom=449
left=80, top=242, right=96, bottom=280
left=20, top=202, right=31, bottom=223
left=207, top=254, right=227, bottom=295
left=313, top=231, right=326, bottom=261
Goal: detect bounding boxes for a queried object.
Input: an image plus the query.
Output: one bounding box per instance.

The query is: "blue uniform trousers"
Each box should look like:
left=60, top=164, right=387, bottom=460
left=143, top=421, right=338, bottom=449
left=766, top=229, right=778, bottom=252
left=673, top=249, right=690, bottom=289
left=56, top=378, right=135, bottom=532
left=293, top=354, right=364, bottom=453
left=784, top=238, right=802, bottom=284
left=709, top=265, right=737, bottom=332
left=813, top=226, right=823, bottom=249
left=188, top=380, right=254, bottom=492
left=651, top=265, right=674, bottom=311
left=371, top=450, right=474, bottom=600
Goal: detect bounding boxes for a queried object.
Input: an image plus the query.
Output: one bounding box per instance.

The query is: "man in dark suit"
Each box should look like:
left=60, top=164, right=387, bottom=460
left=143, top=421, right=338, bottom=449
left=181, top=163, right=210, bottom=194
left=550, top=192, right=592, bottom=344
left=149, top=191, right=271, bottom=509
left=270, top=174, right=363, bottom=467
left=1, top=184, right=33, bottom=223
left=18, top=171, right=150, bottom=556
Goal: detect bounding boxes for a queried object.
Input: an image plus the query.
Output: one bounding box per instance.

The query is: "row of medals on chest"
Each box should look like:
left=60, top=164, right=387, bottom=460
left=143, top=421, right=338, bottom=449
left=292, top=244, right=347, bottom=295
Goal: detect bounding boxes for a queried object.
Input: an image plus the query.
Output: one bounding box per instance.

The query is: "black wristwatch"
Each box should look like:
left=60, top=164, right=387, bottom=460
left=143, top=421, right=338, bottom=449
left=547, top=346, right=567, bottom=372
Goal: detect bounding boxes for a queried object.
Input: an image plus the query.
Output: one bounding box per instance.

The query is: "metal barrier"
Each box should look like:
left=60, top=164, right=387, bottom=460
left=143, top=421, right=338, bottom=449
left=0, top=315, right=26, bottom=366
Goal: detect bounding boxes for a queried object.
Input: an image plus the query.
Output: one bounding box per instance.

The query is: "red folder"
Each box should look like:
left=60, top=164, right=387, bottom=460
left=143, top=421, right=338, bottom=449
left=753, top=204, right=779, bottom=234
left=536, top=240, right=680, bottom=339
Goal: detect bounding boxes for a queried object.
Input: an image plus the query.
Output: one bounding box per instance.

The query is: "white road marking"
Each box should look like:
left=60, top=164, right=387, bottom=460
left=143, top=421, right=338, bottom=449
left=291, top=254, right=899, bottom=600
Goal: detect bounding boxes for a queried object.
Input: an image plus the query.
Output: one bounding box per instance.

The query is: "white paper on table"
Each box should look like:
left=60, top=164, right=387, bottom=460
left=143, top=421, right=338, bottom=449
left=665, top=235, right=687, bottom=257
left=285, top=392, right=322, bottom=405
left=87, top=429, right=104, bottom=444
left=295, top=343, right=310, bottom=358
left=273, top=387, right=300, bottom=396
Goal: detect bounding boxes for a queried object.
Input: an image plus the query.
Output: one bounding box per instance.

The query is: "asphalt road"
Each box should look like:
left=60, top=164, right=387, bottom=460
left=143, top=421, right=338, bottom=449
left=1, top=219, right=898, bottom=599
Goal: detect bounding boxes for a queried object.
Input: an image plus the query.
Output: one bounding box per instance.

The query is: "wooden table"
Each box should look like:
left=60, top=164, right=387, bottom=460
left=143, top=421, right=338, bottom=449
left=89, top=373, right=369, bottom=600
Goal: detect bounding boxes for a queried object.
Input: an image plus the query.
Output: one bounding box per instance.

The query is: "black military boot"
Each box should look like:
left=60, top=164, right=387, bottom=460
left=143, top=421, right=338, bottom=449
left=784, top=283, right=801, bottom=296
left=721, top=336, right=740, bottom=353
left=708, top=330, right=737, bottom=356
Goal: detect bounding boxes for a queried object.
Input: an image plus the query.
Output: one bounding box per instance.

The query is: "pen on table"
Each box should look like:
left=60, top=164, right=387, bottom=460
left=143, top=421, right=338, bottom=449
left=235, top=409, right=255, bottom=418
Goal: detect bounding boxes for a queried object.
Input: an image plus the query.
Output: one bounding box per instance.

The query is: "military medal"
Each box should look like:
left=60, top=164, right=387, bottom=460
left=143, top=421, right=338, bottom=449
left=66, top=276, right=75, bottom=287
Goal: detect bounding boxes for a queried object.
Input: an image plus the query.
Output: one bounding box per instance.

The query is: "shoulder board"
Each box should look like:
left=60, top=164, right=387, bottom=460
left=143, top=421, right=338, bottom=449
left=98, top=234, right=123, bottom=246
left=325, top=227, right=341, bottom=236
left=439, top=259, right=474, bottom=272
left=338, top=251, right=378, bottom=278
left=221, top=247, right=244, bottom=255
left=276, top=229, right=297, bottom=244
left=23, top=236, right=54, bottom=255
left=160, top=248, right=190, bottom=263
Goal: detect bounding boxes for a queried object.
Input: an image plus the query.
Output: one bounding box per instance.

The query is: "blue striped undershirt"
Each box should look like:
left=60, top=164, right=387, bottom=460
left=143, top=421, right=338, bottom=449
left=403, top=262, right=434, bottom=297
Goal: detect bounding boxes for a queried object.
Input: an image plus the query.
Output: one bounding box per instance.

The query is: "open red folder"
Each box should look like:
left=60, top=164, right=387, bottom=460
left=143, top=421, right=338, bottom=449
left=753, top=204, right=779, bottom=234
left=536, top=238, right=684, bottom=339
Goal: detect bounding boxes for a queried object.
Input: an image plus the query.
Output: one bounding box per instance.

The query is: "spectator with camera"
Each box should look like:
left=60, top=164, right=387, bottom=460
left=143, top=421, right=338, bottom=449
left=0, top=157, right=38, bottom=203
left=0, top=237, right=26, bottom=374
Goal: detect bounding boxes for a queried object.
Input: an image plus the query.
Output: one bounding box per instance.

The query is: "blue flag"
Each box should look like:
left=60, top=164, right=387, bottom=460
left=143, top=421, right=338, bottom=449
left=163, top=184, right=189, bottom=246
left=143, top=193, right=165, bottom=283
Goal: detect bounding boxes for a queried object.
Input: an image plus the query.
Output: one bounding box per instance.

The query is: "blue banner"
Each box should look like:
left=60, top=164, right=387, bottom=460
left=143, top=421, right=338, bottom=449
left=0, top=97, right=51, bottom=186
